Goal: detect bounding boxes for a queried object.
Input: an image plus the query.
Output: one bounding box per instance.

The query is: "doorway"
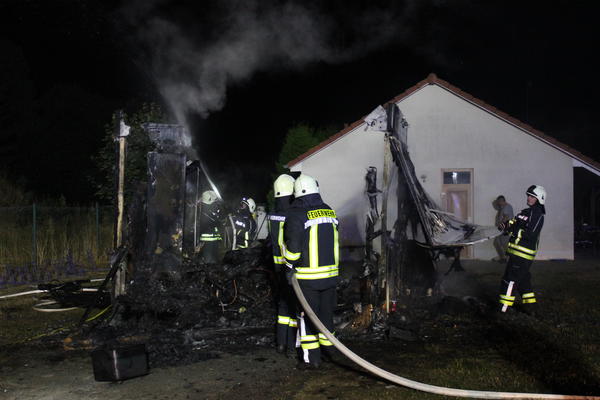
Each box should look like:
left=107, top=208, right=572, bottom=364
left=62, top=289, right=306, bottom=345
left=441, top=169, right=474, bottom=257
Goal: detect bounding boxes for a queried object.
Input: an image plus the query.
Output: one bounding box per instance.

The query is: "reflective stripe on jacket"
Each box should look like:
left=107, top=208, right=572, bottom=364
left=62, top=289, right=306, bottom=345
left=505, top=204, right=544, bottom=261
left=283, top=195, right=340, bottom=284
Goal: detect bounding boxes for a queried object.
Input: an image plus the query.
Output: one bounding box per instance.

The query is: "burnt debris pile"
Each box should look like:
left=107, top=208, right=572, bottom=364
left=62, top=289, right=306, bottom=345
left=90, top=247, right=277, bottom=367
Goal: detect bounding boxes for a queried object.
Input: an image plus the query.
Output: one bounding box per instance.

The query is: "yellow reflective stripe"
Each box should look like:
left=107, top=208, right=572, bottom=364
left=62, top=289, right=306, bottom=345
left=499, top=299, right=514, bottom=306
left=301, top=342, right=320, bottom=350
left=514, top=228, right=523, bottom=245
left=288, top=319, right=298, bottom=328
left=296, top=270, right=339, bottom=280
left=507, top=248, right=535, bottom=260
left=522, top=298, right=537, bottom=304
left=278, top=316, right=290, bottom=325
left=307, top=209, right=337, bottom=219
left=309, top=225, right=319, bottom=268
left=273, top=256, right=285, bottom=264
left=334, top=225, right=339, bottom=266
left=508, top=243, right=536, bottom=255
left=283, top=246, right=300, bottom=261
left=300, top=335, right=317, bottom=341
left=522, top=292, right=535, bottom=298
left=500, top=294, right=515, bottom=301
left=277, top=221, right=285, bottom=248
left=296, top=265, right=338, bottom=274
left=319, top=338, right=333, bottom=346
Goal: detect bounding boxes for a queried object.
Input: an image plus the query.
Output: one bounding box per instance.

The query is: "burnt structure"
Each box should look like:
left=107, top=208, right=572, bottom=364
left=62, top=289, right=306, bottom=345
left=135, top=123, right=201, bottom=279
left=366, top=104, right=499, bottom=311
left=82, top=123, right=277, bottom=367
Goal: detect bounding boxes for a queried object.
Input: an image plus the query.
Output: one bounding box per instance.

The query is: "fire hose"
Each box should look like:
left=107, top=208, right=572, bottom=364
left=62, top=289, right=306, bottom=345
left=291, top=275, right=599, bottom=400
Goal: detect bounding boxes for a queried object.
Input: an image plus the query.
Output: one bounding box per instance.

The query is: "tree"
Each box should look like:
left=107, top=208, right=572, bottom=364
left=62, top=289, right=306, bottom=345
left=93, top=103, right=166, bottom=203
left=275, top=124, right=335, bottom=175
left=268, top=123, right=337, bottom=208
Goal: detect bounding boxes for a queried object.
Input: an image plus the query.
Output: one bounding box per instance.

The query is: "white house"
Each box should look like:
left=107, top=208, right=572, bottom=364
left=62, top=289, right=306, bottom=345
left=287, top=74, right=600, bottom=260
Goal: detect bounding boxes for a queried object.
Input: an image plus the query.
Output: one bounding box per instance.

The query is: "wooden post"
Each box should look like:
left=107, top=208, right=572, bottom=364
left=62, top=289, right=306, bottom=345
left=32, top=203, right=37, bottom=266
left=113, top=112, right=129, bottom=296
left=380, top=135, right=392, bottom=314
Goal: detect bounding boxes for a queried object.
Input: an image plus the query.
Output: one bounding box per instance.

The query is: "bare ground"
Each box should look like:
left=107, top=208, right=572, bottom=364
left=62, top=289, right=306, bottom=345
left=2, top=258, right=600, bottom=400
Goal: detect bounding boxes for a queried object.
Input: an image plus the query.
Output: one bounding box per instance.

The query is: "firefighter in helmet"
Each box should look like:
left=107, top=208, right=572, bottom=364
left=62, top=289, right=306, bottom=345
left=198, top=190, right=223, bottom=264
left=283, top=174, right=339, bottom=368
left=269, top=174, right=298, bottom=355
left=498, top=185, right=546, bottom=314
left=231, top=197, right=257, bottom=250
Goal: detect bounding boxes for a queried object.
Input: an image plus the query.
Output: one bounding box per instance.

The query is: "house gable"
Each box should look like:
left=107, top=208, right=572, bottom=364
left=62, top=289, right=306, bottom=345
left=286, top=73, right=600, bottom=175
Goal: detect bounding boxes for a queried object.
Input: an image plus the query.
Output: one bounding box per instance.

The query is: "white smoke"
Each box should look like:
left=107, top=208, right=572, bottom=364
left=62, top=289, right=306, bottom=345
left=120, top=0, right=412, bottom=126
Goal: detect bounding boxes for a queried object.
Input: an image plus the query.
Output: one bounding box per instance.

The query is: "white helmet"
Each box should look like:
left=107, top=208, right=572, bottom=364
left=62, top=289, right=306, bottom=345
left=294, top=174, right=319, bottom=198
left=201, top=190, right=218, bottom=205
left=242, top=197, right=256, bottom=213
left=273, top=174, right=295, bottom=198
left=526, top=185, right=546, bottom=205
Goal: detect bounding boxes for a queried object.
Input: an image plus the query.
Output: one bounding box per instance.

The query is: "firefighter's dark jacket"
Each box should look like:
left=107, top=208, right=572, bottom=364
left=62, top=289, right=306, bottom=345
left=504, top=203, right=545, bottom=261
left=268, top=196, right=293, bottom=269
left=199, top=203, right=222, bottom=241
left=232, top=208, right=256, bottom=248
left=283, top=193, right=339, bottom=290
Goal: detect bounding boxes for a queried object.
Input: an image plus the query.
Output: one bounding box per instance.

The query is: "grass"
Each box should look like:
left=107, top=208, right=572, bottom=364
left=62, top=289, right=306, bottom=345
left=0, top=206, right=113, bottom=286
left=282, top=259, right=600, bottom=399
left=1, top=259, right=599, bottom=399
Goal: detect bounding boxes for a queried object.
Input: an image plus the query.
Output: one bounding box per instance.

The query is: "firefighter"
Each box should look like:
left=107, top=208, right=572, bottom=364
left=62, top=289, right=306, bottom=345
left=497, top=185, right=546, bottom=314
left=269, top=174, right=298, bottom=355
left=198, top=190, right=222, bottom=264
left=231, top=197, right=257, bottom=250
left=283, top=174, right=339, bottom=368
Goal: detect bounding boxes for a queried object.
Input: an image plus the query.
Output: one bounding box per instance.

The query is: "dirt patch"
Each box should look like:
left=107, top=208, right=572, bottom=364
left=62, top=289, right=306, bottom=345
left=2, top=259, right=600, bottom=399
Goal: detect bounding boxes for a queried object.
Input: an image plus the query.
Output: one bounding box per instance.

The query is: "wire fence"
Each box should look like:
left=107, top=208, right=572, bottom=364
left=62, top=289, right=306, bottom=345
left=0, top=204, right=114, bottom=288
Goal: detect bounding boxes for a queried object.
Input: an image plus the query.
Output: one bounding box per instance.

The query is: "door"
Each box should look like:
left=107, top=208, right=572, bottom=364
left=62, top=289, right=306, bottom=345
left=441, top=169, right=474, bottom=258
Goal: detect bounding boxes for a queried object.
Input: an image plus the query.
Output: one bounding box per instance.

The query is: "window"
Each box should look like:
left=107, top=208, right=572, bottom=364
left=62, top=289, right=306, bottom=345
left=443, top=171, right=471, bottom=185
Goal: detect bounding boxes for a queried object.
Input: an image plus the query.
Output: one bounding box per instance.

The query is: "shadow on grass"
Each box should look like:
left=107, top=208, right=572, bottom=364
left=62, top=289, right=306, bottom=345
left=485, top=314, right=600, bottom=396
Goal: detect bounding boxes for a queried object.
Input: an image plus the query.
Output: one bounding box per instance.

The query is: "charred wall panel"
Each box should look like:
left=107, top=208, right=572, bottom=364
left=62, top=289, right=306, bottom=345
left=183, top=164, right=201, bottom=257
left=145, top=152, right=186, bottom=278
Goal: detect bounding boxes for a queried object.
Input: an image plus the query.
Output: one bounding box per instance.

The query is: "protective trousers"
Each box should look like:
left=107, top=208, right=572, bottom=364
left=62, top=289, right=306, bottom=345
left=499, top=255, right=537, bottom=311
left=298, top=283, right=336, bottom=365
left=276, top=272, right=298, bottom=352
left=200, top=241, right=220, bottom=264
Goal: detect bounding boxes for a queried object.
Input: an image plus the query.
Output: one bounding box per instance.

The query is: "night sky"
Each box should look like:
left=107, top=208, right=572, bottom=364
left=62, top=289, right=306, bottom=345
left=1, top=0, right=599, bottom=204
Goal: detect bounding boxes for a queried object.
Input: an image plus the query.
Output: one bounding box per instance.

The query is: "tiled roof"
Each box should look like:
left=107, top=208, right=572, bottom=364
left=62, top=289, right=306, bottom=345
left=286, top=73, right=600, bottom=173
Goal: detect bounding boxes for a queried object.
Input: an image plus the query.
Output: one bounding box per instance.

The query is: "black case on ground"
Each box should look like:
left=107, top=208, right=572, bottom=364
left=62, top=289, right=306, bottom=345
left=91, top=344, right=149, bottom=381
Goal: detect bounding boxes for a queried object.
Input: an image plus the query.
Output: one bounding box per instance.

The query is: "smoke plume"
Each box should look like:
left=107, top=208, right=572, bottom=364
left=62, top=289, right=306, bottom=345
left=120, top=0, right=413, bottom=127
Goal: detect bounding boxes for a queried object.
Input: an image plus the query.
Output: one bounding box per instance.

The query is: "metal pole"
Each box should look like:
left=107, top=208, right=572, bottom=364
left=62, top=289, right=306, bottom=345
left=32, top=203, right=37, bottom=266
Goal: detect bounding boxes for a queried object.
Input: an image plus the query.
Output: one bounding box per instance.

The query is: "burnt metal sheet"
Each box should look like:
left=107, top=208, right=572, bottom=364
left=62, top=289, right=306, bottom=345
left=143, top=123, right=191, bottom=152
left=183, top=163, right=201, bottom=257
left=145, top=152, right=186, bottom=277
left=366, top=105, right=500, bottom=248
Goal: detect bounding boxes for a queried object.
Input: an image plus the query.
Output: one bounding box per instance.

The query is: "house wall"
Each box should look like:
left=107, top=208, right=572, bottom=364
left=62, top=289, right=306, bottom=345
left=290, top=125, right=388, bottom=260
left=398, top=85, right=573, bottom=260
left=291, top=84, right=574, bottom=260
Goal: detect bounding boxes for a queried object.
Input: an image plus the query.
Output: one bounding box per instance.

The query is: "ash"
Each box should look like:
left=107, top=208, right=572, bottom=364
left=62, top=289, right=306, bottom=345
left=90, top=246, right=277, bottom=368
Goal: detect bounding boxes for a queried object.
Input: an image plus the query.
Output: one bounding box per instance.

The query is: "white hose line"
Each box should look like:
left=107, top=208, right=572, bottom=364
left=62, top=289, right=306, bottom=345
left=0, top=288, right=97, bottom=300
left=32, top=300, right=79, bottom=313
left=0, top=290, right=45, bottom=299
left=291, top=275, right=599, bottom=400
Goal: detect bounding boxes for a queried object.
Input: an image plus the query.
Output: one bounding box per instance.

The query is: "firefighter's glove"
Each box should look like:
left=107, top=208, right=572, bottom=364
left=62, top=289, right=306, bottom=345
left=285, top=264, right=296, bottom=285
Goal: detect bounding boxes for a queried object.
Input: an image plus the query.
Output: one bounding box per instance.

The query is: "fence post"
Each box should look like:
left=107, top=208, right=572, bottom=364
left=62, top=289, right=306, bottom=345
left=32, top=203, right=37, bottom=266
left=95, top=202, right=100, bottom=256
